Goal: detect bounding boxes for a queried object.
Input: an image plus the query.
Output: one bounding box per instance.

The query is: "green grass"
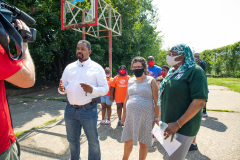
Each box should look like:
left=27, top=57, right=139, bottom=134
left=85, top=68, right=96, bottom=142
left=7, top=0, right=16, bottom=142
left=207, top=78, right=240, bottom=93
left=15, top=130, right=31, bottom=137
left=15, top=116, right=63, bottom=138
left=10, top=96, right=65, bottom=105
left=207, top=109, right=239, bottom=113
left=11, top=100, right=32, bottom=105
left=21, top=96, right=65, bottom=101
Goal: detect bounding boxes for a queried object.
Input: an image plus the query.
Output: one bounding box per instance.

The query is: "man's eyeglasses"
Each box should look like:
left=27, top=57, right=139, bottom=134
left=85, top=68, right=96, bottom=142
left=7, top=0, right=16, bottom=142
left=131, top=66, right=143, bottom=70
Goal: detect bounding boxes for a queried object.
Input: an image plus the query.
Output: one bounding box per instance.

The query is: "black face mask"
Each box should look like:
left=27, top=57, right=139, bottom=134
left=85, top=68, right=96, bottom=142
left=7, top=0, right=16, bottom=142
left=133, top=69, right=144, bottom=77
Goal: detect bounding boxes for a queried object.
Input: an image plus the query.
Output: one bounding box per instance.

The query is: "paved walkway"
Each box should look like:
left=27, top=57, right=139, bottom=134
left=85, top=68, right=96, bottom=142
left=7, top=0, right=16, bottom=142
left=7, top=85, right=240, bottom=160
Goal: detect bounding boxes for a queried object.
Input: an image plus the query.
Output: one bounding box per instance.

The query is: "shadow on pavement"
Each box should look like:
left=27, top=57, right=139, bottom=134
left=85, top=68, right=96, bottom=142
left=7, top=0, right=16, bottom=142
left=98, top=112, right=123, bottom=143
left=201, top=116, right=227, bottom=132
left=149, top=141, right=211, bottom=160
left=18, top=119, right=71, bottom=160
left=98, top=124, right=123, bottom=142
left=20, top=145, right=70, bottom=160
left=10, top=100, right=66, bottom=131
left=186, top=150, right=211, bottom=160
left=149, top=142, right=168, bottom=159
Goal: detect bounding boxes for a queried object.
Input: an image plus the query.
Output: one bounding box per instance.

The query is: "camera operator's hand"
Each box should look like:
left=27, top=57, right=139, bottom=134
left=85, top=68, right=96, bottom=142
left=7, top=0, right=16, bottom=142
left=16, top=19, right=30, bottom=47
left=16, top=19, right=30, bottom=32
left=12, top=20, right=30, bottom=54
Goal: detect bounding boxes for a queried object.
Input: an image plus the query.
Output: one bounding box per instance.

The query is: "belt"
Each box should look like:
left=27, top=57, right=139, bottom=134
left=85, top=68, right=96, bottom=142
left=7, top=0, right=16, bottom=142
left=70, top=97, right=100, bottom=109
left=71, top=101, right=93, bottom=109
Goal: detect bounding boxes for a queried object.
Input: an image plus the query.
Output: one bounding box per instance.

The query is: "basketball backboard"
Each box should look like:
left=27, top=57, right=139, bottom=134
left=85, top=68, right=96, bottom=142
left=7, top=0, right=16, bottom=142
left=61, top=0, right=97, bottom=30
left=61, top=0, right=121, bottom=38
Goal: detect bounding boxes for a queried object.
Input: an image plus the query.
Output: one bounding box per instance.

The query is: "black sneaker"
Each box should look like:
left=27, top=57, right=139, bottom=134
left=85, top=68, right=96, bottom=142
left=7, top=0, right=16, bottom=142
left=189, top=143, right=198, bottom=151
left=117, top=120, right=122, bottom=126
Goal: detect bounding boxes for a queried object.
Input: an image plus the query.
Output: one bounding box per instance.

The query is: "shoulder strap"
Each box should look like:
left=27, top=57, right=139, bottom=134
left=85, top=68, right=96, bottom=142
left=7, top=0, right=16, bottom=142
left=0, top=12, right=23, bottom=60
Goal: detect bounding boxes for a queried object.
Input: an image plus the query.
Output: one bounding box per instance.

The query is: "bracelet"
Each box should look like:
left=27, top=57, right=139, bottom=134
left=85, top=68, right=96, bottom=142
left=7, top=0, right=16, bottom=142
left=177, top=120, right=181, bottom=128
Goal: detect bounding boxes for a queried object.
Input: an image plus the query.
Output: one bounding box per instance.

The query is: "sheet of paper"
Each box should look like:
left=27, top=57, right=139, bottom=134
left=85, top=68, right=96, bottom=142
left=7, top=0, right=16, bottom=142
left=151, top=123, right=181, bottom=156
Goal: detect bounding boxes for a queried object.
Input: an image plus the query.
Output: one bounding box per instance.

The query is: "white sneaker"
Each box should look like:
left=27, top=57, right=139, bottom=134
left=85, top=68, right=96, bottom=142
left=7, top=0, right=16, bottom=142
left=100, top=120, right=105, bottom=124
left=202, top=112, right=208, bottom=117
left=105, top=120, right=111, bottom=125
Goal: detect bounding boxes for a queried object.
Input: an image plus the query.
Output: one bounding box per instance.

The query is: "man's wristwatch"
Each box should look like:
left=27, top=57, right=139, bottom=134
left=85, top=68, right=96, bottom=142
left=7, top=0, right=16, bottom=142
left=154, top=118, right=159, bottom=122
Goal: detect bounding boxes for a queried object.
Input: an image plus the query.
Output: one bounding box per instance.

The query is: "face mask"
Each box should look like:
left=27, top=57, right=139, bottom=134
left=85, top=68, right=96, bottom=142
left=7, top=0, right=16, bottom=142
left=106, top=74, right=111, bottom=78
left=166, top=55, right=181, bottom=66
left=148, top=61, right=155, bottom=66
left=161, top=71, right=167, bottom=77
left=119, top=70, right=126, bottom=75
left=133, top=69, right=144, bottom=78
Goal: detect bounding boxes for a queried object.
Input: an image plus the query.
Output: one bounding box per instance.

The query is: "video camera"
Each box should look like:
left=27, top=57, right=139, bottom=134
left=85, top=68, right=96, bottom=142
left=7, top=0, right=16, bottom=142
left=0, top=0, right=37, bottom=60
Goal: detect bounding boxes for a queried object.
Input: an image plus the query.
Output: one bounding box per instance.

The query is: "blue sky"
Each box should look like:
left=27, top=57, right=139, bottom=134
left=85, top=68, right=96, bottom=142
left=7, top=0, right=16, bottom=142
left=152, top=0, right=240, bottom=53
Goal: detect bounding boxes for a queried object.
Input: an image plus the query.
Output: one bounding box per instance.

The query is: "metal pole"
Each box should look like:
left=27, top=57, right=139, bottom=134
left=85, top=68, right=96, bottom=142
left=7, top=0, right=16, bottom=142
left=108, top=5, right=112, bottom=75
left=82, top=29, right=86, bottom=40
left=82, top=9, right=86, bottom=40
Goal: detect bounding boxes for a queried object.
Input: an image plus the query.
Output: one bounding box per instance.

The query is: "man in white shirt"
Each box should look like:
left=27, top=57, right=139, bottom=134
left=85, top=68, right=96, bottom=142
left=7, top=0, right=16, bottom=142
left=58, top=40, right=108, bottom=160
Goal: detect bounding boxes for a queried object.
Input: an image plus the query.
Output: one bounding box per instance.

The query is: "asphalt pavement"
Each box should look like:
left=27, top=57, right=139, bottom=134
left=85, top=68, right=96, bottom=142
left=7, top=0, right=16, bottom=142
left=7, top=85, right=240, bottom=160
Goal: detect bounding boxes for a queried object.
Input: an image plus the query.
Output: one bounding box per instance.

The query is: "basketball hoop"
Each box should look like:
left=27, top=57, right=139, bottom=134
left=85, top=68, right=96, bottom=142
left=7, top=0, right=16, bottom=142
left=61, top=0, right=122, bottom=38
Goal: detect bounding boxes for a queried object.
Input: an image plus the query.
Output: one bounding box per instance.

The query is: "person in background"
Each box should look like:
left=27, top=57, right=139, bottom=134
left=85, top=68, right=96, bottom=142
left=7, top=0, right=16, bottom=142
left=189, top=52, right=208, bottom=151
left=156, top=76, right=163, bottom=87
left=161, top=65, right=170, bottom=78
left=121, top=57, right=159, bottom=160
left=0, top=19, right=35, bottom=160
left=59, top=40, right=108, bottom=160
left=147, top=56, right=161, bottom=78
left=110, top=65, right=130, bottom=126
left=100, top=67, right=113, bottom=125
left=194, top=53, right=206, bottom=72
left=155, top=76, right=164, bottom=122
left=194, top=52, right=207, bottom=117
left=158, top=44, right=208, bottom=160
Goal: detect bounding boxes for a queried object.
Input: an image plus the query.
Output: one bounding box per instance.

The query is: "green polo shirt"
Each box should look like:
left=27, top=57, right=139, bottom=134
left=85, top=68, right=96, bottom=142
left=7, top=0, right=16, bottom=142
left=161, top=65, right=208, bottom=136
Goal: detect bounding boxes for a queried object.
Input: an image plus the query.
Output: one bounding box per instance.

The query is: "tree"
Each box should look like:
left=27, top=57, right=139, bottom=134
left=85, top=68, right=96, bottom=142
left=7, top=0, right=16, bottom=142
left=4, top=0, right=164, bottom=84
left=201, top=41, right=240, bottom=77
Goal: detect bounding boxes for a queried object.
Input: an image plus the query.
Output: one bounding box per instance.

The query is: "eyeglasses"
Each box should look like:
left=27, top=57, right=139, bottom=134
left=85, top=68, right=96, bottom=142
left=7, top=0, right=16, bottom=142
left=167, top=51, right=179, bottom=57
left=131, top=66, right=143, bottom=70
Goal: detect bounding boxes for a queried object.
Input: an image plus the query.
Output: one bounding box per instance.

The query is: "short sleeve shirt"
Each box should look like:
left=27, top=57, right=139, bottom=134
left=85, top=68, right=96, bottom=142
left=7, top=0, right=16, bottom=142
left=148, top=65, right=161, bottom=78
left=0, top=45, right=23, bottom=153
left=104, top=77, right=113, bottom=96
left=161, top=65, right=208, bottom=136
left=199, top=59, right=206, bottom=73
left=111, top=75, right=130, bottom=103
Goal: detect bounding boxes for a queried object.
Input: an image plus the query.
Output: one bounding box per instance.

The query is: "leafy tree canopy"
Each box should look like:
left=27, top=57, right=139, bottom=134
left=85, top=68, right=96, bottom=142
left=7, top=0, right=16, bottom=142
left=4, top=0, right=166, bottom=85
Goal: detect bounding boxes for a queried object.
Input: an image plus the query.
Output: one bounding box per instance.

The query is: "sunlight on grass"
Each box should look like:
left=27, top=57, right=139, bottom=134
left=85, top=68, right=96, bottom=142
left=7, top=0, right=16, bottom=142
left=207, top=78, right=240, bottom=93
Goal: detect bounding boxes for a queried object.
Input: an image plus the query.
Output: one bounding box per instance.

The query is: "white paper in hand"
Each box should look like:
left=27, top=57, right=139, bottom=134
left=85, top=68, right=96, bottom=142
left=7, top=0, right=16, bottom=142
left=151, top=122, right=181, bottom=156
